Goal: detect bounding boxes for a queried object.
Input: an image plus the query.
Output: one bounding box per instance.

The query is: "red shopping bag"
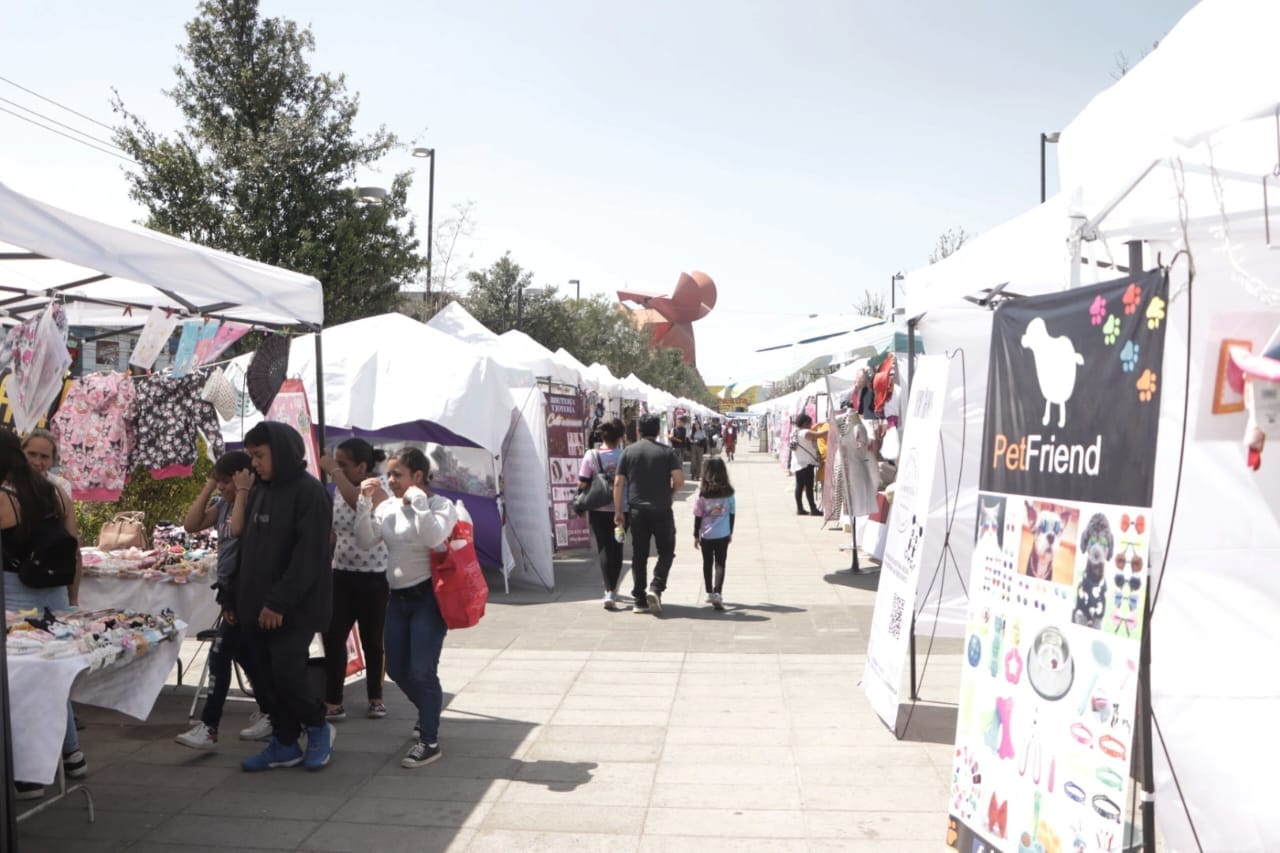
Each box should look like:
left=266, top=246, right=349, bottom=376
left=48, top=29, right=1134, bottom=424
left=430, top=508, right=488, bottom=629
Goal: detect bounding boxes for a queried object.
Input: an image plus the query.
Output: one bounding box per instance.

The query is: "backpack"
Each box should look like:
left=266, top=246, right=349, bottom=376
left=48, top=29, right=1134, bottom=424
left=8, top=512, right=78, bottom=589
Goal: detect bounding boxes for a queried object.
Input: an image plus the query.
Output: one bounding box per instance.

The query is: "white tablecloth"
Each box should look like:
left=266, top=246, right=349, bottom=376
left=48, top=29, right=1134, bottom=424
left=7, top=621, right=187, bottom=784
left=78, top=575, right=220, bottom=631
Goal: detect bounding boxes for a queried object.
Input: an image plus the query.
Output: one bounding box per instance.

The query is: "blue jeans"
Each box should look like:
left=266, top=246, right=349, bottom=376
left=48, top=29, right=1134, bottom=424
left=384, top=583, right=447, bottom=744
left=201, top=617, right=264, bottom=729
left=3, top=571, right=79, bottom=756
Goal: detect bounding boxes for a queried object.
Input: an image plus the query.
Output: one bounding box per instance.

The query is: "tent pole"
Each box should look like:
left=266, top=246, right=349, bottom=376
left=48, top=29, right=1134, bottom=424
left=906, top=316, right=919, bottom=701
left=1127, top=240, right=1145, bottom=276
left=313, top=326, right=327, bottom=461
left=1139, top=587, right=1156, bottom=851
left=0, top=551, right=17, bottom=853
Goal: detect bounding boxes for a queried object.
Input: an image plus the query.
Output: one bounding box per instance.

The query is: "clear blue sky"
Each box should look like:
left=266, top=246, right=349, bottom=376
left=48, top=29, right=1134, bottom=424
left=0, top=0, right=1199, bottom=384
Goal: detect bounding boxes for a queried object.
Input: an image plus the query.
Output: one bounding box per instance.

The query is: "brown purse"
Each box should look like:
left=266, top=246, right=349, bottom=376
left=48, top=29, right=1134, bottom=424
left=96, top=511, right=148, bottom=551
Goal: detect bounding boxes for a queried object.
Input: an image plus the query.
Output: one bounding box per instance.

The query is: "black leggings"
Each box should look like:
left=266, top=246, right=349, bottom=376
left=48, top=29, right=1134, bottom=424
left=588, top=510, right=625, bottom=591
left=322, top=570, right=389, bottom=705
left=699, top=536, right=730, bottom=594
left=795, top=465, right=817, bottom=512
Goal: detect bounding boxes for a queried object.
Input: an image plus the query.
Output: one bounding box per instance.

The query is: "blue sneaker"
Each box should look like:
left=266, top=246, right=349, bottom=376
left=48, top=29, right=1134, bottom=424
left=241, top=737, right=303, bottom=772
left=304, top=722, right=335, bottom=771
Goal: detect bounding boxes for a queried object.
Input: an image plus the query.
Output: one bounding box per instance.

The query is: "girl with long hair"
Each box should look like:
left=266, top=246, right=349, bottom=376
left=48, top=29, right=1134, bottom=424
left=0, top=429, right=86, bottom=797
left=693, top=457, right=736, bottom=610
left=319, top=438, right=391, bottom=722
left=577, top=418, right=627, bottom=610
left=354, top=447, right=458, bottom=769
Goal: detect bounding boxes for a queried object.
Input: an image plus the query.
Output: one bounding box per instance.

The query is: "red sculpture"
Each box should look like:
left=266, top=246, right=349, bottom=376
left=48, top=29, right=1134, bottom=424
left=617, top=271, right=717, bottom=367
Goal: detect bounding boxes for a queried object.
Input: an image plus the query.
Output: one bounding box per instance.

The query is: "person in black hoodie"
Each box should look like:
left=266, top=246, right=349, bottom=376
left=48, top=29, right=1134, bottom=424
left=235, top=422, right=336, bottom=772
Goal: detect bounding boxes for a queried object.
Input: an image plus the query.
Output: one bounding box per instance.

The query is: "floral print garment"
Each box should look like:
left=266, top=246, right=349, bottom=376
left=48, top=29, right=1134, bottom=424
left=130, top=373, right=226, bottom=478
left=51, top=372, right=136, bottom=502
left=2, top=305, right=71, bottom=435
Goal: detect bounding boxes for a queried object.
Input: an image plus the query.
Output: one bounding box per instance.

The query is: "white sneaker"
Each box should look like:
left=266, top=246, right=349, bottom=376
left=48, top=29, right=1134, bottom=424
left=602, top=591, right=619, bottom=611
left=175, top=722, right=218, bottom=750
left=239, top=712, right=272, bottom=741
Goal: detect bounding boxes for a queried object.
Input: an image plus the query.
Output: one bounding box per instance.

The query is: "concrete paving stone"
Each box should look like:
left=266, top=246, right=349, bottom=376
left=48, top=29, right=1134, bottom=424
left=183, top=787, right=348, bottom=821
left=16, top=840, right=122, bottom=853
left=535, top=723, right=666, bottom=745
left=807, top=841, right=941, bottom=853
left=464, top=829, right=637, bottom=853
left=456, top=678, right=577, bottom=695
left=637, top=836, right=810, bottom=853
left=660, top=743, right=794, bottom=765
left=295, top=821, right=474, bottom=853
left=126, top=739, right=257, bottom=768
left=806, top=809, right=946, bottom=840
left=481, top=800, right=646, bottom=834
left=223, top=765, right=384, bottom=799
left=665, top=725, right=791, bottom=745
left=793, top=744, right=939, bottom=768
left=566, top=681, right=678, bottom=697
left=446, top=691, right=566, bottom=709
left=353, top=774, right=508, bottom=803
left=87, top=759, right=236, bottom=791
left=142, top=813, right=319, bottom=849
left=648, top=781, right=804, bottom=810
left=801, top=782, right=949, bottom=812
left=524, top=737, right=663, bottom=763
left=16, top=807, right=161, bottom=845
left=437, top=718, right=541, bottom=741
left=550, top=708, right=671, bottom=727
left=655, top=763, right=799, bottom=787
left=42, top=781, right=205, bottom=815
left=329, top=795, right=492, bottom=828
left=797, top=761, right=946, bottom=788
left=372, top=754, right=523, bottom=780
left=514, top=756, right=652, bottom=787
left=643, top=806, right=808, bottom=838
left=558, top=693, right=679, bottom=711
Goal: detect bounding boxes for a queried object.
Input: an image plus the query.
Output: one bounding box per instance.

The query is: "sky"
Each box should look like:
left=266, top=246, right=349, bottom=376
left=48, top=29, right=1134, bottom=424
left=0, top=0, right=1201, bottom=385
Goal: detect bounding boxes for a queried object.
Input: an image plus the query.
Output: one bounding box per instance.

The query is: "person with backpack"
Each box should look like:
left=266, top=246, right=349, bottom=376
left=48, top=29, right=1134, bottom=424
left=576, top=418, right=628, bottom=610
left=0, top=429, right=86, bottom=800
left=693, top=457, right=736, bottom=610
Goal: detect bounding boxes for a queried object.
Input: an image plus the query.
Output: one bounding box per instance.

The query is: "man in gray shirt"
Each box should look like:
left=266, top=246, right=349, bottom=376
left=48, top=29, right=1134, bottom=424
left=613, top=414, right=684, bottom=615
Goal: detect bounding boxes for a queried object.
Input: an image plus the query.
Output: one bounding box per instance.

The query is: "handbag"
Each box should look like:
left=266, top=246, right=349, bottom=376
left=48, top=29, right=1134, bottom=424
left=97, top=511, right=148, bottom=551
left=571, top=450, right=613, bottom=516
left=430, top=503, right=488, bottom=630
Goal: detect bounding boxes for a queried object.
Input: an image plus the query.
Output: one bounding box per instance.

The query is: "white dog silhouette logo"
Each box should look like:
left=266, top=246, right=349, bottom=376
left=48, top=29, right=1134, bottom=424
left=1021, top=317, right=1084, bottom=427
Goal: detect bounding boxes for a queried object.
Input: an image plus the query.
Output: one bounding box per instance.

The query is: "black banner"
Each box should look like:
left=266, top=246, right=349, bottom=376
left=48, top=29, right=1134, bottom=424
left=979, top=270, right=1169, bottom=506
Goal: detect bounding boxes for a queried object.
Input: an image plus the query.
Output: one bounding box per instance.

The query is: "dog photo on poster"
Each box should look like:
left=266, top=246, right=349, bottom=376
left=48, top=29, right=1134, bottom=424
left=980, top=269, right=1169, bottom=506
left=947, top=271, right=1169, bottom=853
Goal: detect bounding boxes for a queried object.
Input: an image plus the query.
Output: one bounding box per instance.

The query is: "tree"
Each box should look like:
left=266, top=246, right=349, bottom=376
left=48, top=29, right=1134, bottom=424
left=1111, top=39, right=1161, bottom=80
left=929, top=227, right=972, bottom=264
left=459, top=253, right=536, bottom=333
left=112, top=0, right=423, bottom=326
left=855, top=289, right=888, bottom=318
left=400, top=200, right=479, bottom=322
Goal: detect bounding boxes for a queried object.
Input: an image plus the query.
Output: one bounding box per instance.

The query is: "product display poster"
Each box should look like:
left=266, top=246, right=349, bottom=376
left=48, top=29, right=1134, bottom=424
left=266, top=378, right=320, bottom=481
left=545, top=391, right=590, bottom=550
left=946, top=270, right=1168, bottom=852
left=863, top=354, right=949, bottom=728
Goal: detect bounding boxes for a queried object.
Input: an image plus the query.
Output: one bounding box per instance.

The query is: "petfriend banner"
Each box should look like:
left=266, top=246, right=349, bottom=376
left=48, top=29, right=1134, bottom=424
left=980, top=269, right=1168, bottom=506
left=947, top=270, right=1169, bottom=852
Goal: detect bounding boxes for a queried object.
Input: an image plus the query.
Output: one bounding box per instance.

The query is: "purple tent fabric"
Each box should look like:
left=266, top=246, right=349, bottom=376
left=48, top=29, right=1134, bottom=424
left=432, top=487, right=503, bottom=570
left=323, top=420, right=480, bottom=449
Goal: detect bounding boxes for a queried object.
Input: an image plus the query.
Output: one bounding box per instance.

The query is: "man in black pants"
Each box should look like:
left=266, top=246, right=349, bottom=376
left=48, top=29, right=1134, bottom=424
left=614, top=414, right=684, bottom=615
left=237, top=422, right=335, bottom=772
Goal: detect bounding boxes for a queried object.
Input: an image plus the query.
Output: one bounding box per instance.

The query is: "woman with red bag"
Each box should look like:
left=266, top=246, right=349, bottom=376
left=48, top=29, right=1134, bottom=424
left=353, top=447, right=457, bottom=769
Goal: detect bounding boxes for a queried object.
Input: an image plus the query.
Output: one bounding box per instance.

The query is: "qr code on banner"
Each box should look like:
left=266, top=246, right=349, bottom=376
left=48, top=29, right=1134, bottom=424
left=888, top=593, right=905, bottom=640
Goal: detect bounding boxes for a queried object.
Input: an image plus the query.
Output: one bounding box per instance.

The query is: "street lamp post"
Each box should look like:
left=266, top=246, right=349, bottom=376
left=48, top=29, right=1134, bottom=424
left=569, top=279, right=580, bottom=300
left=889, top=272, right=905, bottom=313
left=412, top=147, right=436, bottom=306
left=1040, top=131, right=1060, bottom=204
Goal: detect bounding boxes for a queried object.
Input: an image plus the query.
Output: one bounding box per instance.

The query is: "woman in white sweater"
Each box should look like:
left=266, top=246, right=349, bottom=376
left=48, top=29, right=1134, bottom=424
left=354, top=447, right=458, bottom=769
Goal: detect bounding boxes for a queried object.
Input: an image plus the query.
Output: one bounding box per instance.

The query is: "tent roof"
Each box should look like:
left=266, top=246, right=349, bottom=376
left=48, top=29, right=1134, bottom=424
left=426, top=300, right=499, bottom=345
left=222, top=313, right=517, bottom=455
left=0, top=179, right=323, bottom=328
left=495, top=329, right=579, bottom=385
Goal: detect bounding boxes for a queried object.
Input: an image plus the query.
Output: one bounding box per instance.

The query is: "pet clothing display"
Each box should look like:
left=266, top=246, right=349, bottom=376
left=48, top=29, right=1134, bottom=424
left=129, top=373, right=225, bottom=479
left=128, top=306, right=181, bottom=370
left=51, top=372, right=136, bottom=502
left=1, top=304, right=71, bottom=435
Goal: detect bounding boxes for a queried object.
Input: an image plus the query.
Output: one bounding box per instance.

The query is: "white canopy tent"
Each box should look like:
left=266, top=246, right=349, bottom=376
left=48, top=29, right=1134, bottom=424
left=495, top=329, right=580, bottom=386
left=899, top=2, right=1280, bottom=846
left=423, top=301, right=538, bottom=386
left=0, top=180, right=323, bottom=328
left=219, top=313, right=555, bottom=589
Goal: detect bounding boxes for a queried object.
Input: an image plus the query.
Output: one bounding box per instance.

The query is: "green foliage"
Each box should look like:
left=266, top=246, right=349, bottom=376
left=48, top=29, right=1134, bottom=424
left=112, top=0, right=424, bottom=326
left=77, top=442, right=215, bottom=546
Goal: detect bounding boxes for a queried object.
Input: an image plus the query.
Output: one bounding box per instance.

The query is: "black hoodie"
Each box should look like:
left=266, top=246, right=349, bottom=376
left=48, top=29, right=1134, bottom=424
left=235, top=422, right=333, bottom=633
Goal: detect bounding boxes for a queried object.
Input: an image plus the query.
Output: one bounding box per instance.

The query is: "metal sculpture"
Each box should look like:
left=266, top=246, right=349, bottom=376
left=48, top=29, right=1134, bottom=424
left=617, top=271, right=717, bottom=367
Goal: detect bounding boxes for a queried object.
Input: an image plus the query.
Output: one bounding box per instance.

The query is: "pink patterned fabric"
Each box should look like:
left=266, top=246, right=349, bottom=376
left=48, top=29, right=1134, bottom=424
left=1, top=305, right=71, bottom=435
left=51, top=372, right=136, bottom=502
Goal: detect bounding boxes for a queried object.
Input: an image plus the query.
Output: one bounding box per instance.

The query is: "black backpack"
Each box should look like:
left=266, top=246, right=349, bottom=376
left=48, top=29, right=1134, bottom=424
left=7, top=512, right=78, bottom=590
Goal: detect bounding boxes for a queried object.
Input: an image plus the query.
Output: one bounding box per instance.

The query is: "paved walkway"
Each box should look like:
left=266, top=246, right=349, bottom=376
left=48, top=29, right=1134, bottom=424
left=17, top=449, right=964, bottom=852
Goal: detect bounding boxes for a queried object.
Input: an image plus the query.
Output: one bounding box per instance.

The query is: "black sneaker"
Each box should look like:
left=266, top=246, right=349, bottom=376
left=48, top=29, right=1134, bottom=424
left=401, top=741, right=441, bottom=769
left=62, top=750, right=88, bottom=779
left=14, top=782, right=44, bottom=801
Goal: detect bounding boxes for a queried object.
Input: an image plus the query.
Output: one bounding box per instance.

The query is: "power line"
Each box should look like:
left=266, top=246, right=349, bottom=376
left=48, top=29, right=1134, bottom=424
left=0, top=95, right=126, bottom=153
left=0, top=74, right=115, bottom=132
left=0, top=105, right=134, bottom=163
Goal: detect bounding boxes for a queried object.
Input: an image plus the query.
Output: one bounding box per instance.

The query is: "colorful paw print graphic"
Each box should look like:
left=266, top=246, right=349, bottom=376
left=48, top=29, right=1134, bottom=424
left=1120, top=340, right=1140, bottom=372
left=1102, top=314, right=1121, bottom=345
left=1089, top=295, right=1107, bottom=326
left=1146, top=295, right=1166, bottom=330
left=1136, top=368, right=1158, bottom=402
left=1123, top=283, right=1143, bottom=315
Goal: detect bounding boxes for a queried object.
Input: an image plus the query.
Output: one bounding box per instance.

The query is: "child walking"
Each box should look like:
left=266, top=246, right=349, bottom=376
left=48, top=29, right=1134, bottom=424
left=692, top=458, right=735, bottom=610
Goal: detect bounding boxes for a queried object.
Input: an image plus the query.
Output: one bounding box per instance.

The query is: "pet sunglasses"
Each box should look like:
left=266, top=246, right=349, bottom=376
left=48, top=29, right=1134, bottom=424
left=1113, top=591, right=1141, bottom=610
left=1113, top=574, right=1142, bottom=591
left=1119, top=513, right=1146, bottom=535
left=1032, top=517, right=1064, bottom=538
left=1114, top=545, right=1144, bottom=573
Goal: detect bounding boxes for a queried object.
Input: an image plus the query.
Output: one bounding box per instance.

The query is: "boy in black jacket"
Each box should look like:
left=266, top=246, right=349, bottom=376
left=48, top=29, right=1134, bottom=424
left=236, top=422, right=335, bottom=771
